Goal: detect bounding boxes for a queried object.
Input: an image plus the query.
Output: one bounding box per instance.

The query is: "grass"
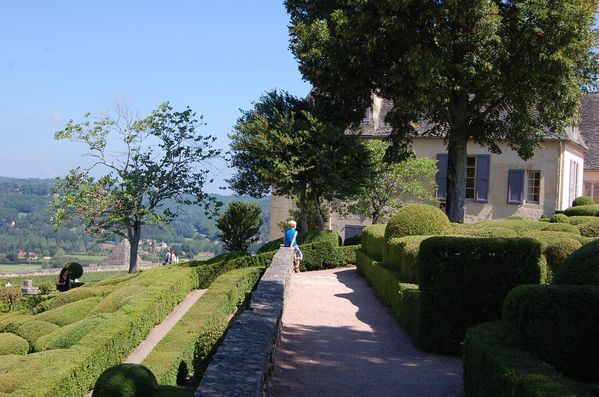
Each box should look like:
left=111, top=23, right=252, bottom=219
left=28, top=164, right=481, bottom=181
left=0, top=264, right=44, bottom=272
left=64, top=255, right=106, bottom=264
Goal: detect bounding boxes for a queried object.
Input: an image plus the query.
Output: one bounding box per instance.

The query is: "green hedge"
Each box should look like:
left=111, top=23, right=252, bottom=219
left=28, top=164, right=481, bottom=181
left=524, top=230, right=591, bottom=246
left=34, top=315, right=108, bottom=352
left=35, top=285, right=112, bottom=313
left=14, top=320, right=60, bottom=347
left=543, top=239, right=582, bottom=276
left=578, top=218, right=599, bottom=237
left=417, top=237, right=546, bottom=354
left=550, top=213, right=569, bottom=223
left=563, top=205, right=599, bottom=217
left=0, top=313, right=32, bottom=333
left=143, top=267, right=263, bottom=385
left=257, top=230, right=340, bottom=253
left=572, top=196, right=596, bottom=207
left=464, top=321, right=596, bottom=397
left=542, top=223, right=580, bottom=234
left=385, top=204, right=450, bottom=240
left=360, top=224, right=387, bottom=260
left=0, top=333, right=29, bottom=355
left=93, top=363, right=159, bottom=397
left=566, top=215, right=597, bottom=225
left=503, top=284, right=599, bottom=382
left=458, top=227, right=519, bottom=238
left=301, top=243, right=358, bottom=271
left=382, top=236, right=428, bottom=283
left=554, top=239, right=599, bottom=285
left=356, top=251, right=420, bottom=339
left=34, top=297, right=102, bottom=326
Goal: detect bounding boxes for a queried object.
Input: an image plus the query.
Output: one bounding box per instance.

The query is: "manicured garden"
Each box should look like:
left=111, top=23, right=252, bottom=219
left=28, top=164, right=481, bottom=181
left=0, top=251, right=276, bottom=397
left=355, top=200, right=599, bottom=396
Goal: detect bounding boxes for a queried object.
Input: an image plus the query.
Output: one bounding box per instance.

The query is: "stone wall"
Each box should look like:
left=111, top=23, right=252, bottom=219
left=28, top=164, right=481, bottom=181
left=195, top=247, right=294, bottom=397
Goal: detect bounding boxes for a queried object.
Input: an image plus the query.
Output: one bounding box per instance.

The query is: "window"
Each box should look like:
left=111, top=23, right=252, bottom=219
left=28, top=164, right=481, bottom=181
left=569, top=160, right=580, bottom=205
left=465, top=156, right=476, bottom=199
left=584, top=182, right=599, bottom=203
left=508, top=169, right=525, bottom=204
left=435, top=153, right=489, bottom=202
left=527, top=171, right=541, bottom=204
left=361, top=108, right=372, bottom=124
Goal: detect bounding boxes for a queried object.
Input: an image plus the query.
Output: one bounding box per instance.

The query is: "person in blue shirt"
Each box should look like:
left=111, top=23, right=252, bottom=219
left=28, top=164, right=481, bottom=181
left=284, top=220, right=303, bottom=273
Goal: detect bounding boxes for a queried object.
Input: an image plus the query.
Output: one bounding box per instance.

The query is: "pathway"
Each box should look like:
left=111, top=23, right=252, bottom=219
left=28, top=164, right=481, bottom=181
left=268, top=268, right=463, bottom=397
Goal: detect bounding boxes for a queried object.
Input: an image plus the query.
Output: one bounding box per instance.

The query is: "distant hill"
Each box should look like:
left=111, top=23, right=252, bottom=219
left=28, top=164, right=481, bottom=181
left=0, top=176, right=271, bottom=258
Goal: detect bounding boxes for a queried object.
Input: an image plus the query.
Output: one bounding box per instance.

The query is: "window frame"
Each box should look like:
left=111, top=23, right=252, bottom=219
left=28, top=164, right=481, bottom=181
left=526, top=170, right=541, bottom=204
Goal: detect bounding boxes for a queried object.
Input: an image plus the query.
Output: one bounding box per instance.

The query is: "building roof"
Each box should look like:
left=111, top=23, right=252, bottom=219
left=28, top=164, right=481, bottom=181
left=578, top=92, right=599, bottom=169
left=357, top=96, right=593, bottom=152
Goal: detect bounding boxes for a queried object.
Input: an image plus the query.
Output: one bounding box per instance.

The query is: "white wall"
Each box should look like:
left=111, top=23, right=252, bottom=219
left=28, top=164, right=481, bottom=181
left=560, top=143, right=585, bottom=210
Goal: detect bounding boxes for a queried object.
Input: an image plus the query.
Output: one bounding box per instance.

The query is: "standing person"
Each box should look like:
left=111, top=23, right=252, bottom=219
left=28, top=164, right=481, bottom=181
left=284, top=220, right=303, bottom=273
left=55, top=267, right=70, bottom=292
left=163, top=250, right=172, bottom=265
left=170, top=249, right=178, bottom=264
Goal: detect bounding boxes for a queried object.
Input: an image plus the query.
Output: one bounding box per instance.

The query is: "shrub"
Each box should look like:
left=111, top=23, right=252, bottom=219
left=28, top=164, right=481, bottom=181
left=301, top=242, right=358, bottom=271
left=417, top=237, right=546, bottom=354
left=572, top=196, right=596, bottom=207
left=142, top=267, right=263, bottom=385
left=385, top=204, right=450, bottom=240
left=0, top=333, right=29, bottom=355
left=566, top=215, right=597, bottom=225
left=459, top=227, right=519, bottom=238
left=461, top=219, right=546, bottom=235
left=542, top=223, right=580, bottom=234
left=563, top=204, right=599, bottom=217
left=257, top=230, right=340, bottom=253
left=38, top=282, right=54, bottom=295
left=195, top=251, right=248, bottom=265
left=553, top=239, right=599, bottom=285
left=343, top=233, right=361, bottom=246
left=34, top=286, right=111, bottom=313
left=93, top=364, right=159, bottom=397
left=14, top=320, right=60, bottom=346
left=525, top=231, right=591, bottom=246
left=539, top=214, right=551, bottom=222
left=215, top=201, right=263, bottom=252
left=66, top=262, right=83, bottom=279
left=383, top=236, right=428, bottom=283
left=360, top=224, right=387, bottom=260
left=34, top=297, right=101, bottom=326
left=356, top=251, right=421, bottom=339
left=543, top=239, right=582, bottom=276
left=0, top=286, right=22, bottom=311
left=578, top=219, right=599, bottom=237
left=550, top=213, right=569, bottom=223
left=503, top=284, right=599, bottom=382
left=0, top=313, right=33, bottom=333
left=34, top=315, right=107, bottom=351
left=464, top=321, right=596, bottom=397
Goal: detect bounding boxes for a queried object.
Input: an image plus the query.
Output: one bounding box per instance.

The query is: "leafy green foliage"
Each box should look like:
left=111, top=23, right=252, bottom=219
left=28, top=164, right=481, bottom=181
left=216, top=201, right=263, bottom=252
left=52, top=103, right=221, bottom=272
left=93, top=364, right=159, bottom=397
left=383, top=236, right=429, bottom=283
left=0, top=286, right=22, bottom=311
left=577, top=218, right=599, bottom=237
left=0, top=333, right=29, bottom=355
left=572, top=196, right=596, bottom=206
left=542, top=223, right=580, bottom=234
left=229, top=89, right=372, bottom=231
left=14, top=320, right=60, bottom=346
left=339, top=141, right=438, bottom=224
left=360, top=224, right=387, bottom=260
left=554, top=239, right=599, bottom=285
left=563, top=205, right=599, bottom=216
left=385, top=204, right=450, bottom=240
left=550, top=213, right=569, bottom=223
left=286, top=0, right=598, bottom=222
left=417, top=237, right=546, bottom=354
left=503, top=285, right=599, bottom=382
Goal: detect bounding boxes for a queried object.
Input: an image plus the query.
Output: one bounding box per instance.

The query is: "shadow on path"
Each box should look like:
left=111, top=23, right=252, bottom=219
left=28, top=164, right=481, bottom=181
left=268, top=268, right=463, bottom=397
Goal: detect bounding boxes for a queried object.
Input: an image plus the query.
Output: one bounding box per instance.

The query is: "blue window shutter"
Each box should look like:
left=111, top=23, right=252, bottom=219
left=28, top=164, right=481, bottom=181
left=436, top=154, right=448, bottom=200
left=475, top=154, right=490, bottom=202
left=507, top=169, right=525, bottom=204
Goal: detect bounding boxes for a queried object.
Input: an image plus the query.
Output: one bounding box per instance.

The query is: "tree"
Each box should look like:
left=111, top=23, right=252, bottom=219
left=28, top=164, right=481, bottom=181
left=229, top=89, right=372, bottom=231
left=216, top=201, right=264, bottom=252
left=51, top=103, right=220, bottom=273
left=340, top=141, right=438, bottom=224
left=286, top=0, right=598, bottom=222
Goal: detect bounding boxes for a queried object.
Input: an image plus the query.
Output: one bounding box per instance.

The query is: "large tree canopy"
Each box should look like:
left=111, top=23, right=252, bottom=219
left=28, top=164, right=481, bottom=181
left=52, top=103, right=220, bottom=273
left=229, top=89, right=372, bottom=232
left=286, top=0, right=599, bottom=222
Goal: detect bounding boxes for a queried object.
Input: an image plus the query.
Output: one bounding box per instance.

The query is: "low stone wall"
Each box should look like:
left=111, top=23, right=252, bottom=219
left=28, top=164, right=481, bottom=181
left=195, top=247, right=294, bottom=397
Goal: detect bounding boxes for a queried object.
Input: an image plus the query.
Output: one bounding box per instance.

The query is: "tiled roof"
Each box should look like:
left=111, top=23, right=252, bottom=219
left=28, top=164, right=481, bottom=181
left=579, top=93, right=599, bottom=169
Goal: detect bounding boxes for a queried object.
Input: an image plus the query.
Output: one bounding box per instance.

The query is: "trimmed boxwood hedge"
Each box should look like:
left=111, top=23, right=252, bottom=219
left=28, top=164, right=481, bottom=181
left=458, top=227, right=519, bottom=238
left=0, top=332, right=29, bottom=355
left=382, top=236, right=428, bottom=283
left=543, top=239, right=582, bottom=276
left=142, top=266, right=264, bottom=385
left=93, top=363, right=159, bottom=397
left=417, top=237, right=546, bottom=354
left=550, top=213, right=569, bottom=223
left=553, top=239, right=599, bottom=286
left=34, top=315, right=108, bottom=352
left=525, top=230, right=591, bottom=246
left=578, top=218, right=599, bottom=237
left=35, top=286, right=112, bottom=313
left=385, top=204, right=450, bottom=240
left=257, top=230, right=340, bottom=253
left=572, top=196, right=596, bottom=207
left=360, top=224, right=386, bottom=260
left=566, top=215, right=598, bottom=225
left=356, top=251, right=420, bottom=339
left=464, top=321, right=596, bottom=397
left=542, top=223, right=580, bottom=234
left=14, top=320, right=60, bottom=347
left=300, top=243, right=358, bottom=271
left=0, top=313, right=32, bottom=333
left=563, top=204, right=599, bottom=217
left=503, top=284, right=599, bottom=382
left=34, top=297, right=102, bottom=326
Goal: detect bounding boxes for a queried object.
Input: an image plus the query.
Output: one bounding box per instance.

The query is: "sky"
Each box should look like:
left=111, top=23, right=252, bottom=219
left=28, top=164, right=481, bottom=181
left=0, top=1, right=311, bottom=193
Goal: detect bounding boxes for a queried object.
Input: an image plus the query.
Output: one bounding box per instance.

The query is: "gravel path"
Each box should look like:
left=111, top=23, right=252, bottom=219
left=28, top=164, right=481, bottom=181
left=268, top=268, right=463, bottom=397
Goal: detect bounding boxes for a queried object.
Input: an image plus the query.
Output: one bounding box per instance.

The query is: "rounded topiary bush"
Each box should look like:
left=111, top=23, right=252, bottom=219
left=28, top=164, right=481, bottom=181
left=563, top=205, right=599, bottom=217
left=544, top=239, right=582, bottom=275
left=14, top=320, right=60, bottom=346
left=550, top=214, right=569, bottom=223
left=567, top=216, right=598, bottom=226
left=542, top=223, right=580, bottom=234
left=66, top=262, right=83, bottom=279
left=554, top=239, right=599, bottom=285
left=578, top=219, right=599, bottom=237
left=539, top=214, right=551, bottom=222
left=572, top=196, right=596, bottom=207
left=0, top=333, right=29, bottom=355
left=34, top=315, right=106, bottom=352
left=93, top=364, right=159, bottom=397
left=384, top=204, right=450, bottom=240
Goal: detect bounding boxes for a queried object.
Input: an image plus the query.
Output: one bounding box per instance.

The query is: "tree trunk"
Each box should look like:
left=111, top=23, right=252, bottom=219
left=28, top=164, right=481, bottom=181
left=315, top=196, right=325, bottom=231
left=298, top=184, right=309, bottom=233
left=446, top=136, right=468, bottom=223
left=128, top=221, right=141, bottom=273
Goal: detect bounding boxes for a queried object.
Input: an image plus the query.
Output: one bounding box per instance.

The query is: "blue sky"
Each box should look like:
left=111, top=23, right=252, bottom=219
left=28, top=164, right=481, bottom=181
left=0, top=3, right=597, bottom=194
left=0, top=1, right=310, bottom=193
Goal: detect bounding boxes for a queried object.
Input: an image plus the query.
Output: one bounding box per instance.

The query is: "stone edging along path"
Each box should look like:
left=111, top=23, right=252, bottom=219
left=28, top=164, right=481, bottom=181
left=196, top=247, right=294, bottom=397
